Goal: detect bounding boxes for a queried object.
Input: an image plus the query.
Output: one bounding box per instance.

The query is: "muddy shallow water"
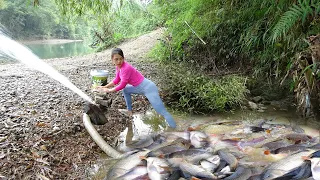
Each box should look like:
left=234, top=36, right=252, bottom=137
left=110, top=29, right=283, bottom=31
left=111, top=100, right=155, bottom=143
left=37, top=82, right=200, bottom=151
left=89, top=104, right=320, bottom=179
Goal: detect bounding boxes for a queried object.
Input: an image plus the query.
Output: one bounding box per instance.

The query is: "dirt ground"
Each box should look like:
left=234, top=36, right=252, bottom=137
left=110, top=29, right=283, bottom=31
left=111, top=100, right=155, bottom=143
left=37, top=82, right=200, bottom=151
left=0, top=28, right=164, bottom=179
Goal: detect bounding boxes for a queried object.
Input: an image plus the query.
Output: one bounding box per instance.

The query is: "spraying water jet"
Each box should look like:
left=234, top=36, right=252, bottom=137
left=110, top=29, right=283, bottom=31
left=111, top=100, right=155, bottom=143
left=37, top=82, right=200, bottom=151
left=0, top=29, right=122, bottom=158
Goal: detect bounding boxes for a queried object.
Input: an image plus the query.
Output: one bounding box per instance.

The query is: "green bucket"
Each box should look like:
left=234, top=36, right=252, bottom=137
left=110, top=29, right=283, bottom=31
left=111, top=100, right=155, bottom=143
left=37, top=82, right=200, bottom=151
left=90, top=70, right=108, bottom=88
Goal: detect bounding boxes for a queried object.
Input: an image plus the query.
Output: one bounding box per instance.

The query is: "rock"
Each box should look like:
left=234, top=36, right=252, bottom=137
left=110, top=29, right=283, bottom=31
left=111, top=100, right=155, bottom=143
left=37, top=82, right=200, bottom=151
left=53, top=126, right=60, bottom=132
left=248, top=101, right=258, bottom=110
left=252, top=96, right=263, bottom=103
left=1, top=107, right=7, bottom=112
left=260, top=106, right=267, bottom=110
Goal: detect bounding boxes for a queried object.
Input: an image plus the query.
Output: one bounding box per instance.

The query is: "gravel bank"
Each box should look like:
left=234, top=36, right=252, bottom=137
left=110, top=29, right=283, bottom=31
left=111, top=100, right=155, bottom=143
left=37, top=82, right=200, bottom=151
left=0, top=29, right=163, bottom=179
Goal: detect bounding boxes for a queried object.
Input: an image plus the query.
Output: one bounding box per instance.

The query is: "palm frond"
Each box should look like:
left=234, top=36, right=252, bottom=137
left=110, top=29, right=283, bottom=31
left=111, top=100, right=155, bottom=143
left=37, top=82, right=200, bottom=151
left=270, top=0, right=314, bottom=44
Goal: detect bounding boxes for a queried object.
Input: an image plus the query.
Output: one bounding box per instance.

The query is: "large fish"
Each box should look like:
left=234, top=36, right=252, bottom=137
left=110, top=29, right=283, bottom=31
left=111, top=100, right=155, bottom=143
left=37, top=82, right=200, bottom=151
left=224, top=165, right=252, bottom=180
left=200, top=155, right=221, bottom=173
left=126, top=135, right=154, bottom=149
left=178, top=160, right=218, bottom=179
left=146, top=144, right=188, bottom=157
left=292, top=161, right=312, bottom=179
left=145, top=157, right=171, bottom=180
left=106, top=150, right=150, bottom=180
left=166, top=149, right=213, bottom=165
left=115, top=166, right=149, bottom=180
left=262, top=140, right=292, bottom=151
left=217, top=149, right=238, bottom=171
left=162, top=131, right=190, bottom=141
left=310, top=157, right=320, bottom=180
left=284, top=133, right=312, bottom=143
left=272, top=144, right=307, bottom=154
left=190, top=131, right=209, bottom=148
left=261, top=149, right=316, bottom=180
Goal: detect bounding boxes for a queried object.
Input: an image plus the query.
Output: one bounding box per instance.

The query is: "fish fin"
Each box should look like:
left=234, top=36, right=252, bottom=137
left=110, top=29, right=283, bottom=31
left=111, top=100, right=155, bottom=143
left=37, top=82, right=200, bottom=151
left=295, top=140, right=302, bottom=144
left=236, top=142, right=244, bottom=151
left=301, top=155, right=311, bottom=160
left=264, top=150, right=271, bottom=155
left=265, top=129, right=271, bottom=134
left=139, top=156, right=147, bottom=160
left=307, top=135, right=313, bottom=139
left=187, top=127, right=196, bottom=131
left=159, top=165, right=172, bottom=172
left=231, top=137, right=241, bottom=141
left=191, top=177, right=201, bottom=180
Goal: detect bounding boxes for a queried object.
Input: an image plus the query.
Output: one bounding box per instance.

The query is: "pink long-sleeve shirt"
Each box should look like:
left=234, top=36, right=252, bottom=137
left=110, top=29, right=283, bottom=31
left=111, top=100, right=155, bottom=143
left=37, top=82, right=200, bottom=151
left=112, top=61, right=145, bottom=91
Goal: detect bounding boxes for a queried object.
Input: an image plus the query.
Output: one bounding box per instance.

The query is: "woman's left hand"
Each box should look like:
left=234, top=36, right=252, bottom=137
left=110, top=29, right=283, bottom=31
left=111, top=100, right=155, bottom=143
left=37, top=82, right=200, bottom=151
left=102, top=88, right=112, bottom=93
left=94, top=86, right=112, bottom=93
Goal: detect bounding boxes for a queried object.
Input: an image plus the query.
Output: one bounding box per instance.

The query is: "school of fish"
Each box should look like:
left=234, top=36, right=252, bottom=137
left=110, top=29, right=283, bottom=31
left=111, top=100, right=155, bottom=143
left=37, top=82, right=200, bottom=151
left=106, top=119, right=320, bottom=180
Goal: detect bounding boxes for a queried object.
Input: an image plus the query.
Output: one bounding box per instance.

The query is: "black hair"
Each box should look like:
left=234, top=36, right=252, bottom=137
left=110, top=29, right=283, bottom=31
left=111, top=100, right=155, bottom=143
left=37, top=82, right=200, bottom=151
left=111, top=48, right=124, bottom=59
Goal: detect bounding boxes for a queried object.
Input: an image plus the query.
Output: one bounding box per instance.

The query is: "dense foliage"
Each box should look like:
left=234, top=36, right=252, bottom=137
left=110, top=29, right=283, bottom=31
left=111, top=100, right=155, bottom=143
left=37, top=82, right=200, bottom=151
left=156, top=62, right=248, bottom=113
left=0, top=0, right=91, bottom=40
left=148, top=0, right=320, bottom=113
left=91, top=1, right=160, bottom=51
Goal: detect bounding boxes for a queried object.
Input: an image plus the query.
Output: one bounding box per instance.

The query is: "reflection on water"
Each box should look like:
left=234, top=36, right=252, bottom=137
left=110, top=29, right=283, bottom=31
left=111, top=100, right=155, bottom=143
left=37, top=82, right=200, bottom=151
left=24, top=41, right=95, bottom=59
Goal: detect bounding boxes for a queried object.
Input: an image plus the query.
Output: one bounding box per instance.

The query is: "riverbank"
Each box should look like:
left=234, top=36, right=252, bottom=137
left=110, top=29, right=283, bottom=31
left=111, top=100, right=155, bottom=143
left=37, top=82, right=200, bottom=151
left=19, top=39, right=83, bottom=45
left=0, top=29, right=164, bottom=179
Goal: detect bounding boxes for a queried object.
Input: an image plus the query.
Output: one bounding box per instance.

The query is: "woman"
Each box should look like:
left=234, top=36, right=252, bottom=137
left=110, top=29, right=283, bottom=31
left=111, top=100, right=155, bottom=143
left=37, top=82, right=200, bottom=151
left=95, top=48, right=176, bottom=128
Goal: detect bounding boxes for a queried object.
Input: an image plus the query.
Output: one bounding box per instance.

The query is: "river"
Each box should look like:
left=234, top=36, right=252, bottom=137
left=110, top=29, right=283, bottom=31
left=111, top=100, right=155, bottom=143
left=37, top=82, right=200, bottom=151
left=22, top=39, right=95, bottom=59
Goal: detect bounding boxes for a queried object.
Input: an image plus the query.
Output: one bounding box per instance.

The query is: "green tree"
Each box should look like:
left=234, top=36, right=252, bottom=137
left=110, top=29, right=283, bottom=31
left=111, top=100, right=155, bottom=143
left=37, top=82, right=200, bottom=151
left=0, top=0, right=92, bottom=40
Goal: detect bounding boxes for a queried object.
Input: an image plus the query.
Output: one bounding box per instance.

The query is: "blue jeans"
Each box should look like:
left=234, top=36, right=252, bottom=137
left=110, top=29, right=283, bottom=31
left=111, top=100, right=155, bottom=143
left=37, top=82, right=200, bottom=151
left=122, top=78, right=176, bottom=128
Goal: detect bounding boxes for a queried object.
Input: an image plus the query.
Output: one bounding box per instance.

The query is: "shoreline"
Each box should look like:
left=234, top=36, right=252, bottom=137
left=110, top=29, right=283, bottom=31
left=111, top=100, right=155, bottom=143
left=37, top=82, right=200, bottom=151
left=18, top=39, right=84, bottom=45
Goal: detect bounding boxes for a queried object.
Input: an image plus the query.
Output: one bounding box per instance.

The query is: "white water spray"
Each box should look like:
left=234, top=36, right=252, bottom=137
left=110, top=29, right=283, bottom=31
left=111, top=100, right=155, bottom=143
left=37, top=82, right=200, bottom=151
left=0, top=31, right=95, bottom=105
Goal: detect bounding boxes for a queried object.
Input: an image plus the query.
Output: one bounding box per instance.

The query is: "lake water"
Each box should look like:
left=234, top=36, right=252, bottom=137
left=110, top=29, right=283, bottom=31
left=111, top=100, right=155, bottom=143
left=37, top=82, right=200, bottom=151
left=24, top=40, right=95, bottom=59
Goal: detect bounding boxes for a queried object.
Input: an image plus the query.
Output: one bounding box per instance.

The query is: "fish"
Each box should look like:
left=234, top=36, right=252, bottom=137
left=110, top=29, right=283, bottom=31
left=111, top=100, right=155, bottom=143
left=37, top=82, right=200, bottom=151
left=145, top=157, right=171, bottom=180
left=266, top=161, right=311, bottom=180
left=247, top=126, right=267, bottom=133
left=217, top=149, right=238, bottom=170
left=262, top=140, right=292, bottom=151
left=261, top=149, right=316, bottom=180
left=179, top=160, right=218, bottom=179
left=146, top=144, right=188, bottom=157
left=237, top=136, right=267, bottom=150
left=200, top=159, right=218, bottom=173
left=291, top=161, right=312, bottom=179
left=162, top=131, right=190, bottom=141
left=115, top=166, right=149, bottom=180
left=272, top=144, right=307, bottom=154
left=166, top=149, right=211, bottom=159
left=167, top=169, right=182, bottom=180
left=310, top=143, right=320, bottom=150
left=214, top=165, right=233, bottom=178
left=126, top=135, right=154, bottom=149
left=166, top=149, right=214, bottom=165
left=190, top=131, right=208, bottom=148
left=284, top=133, right=312, bottom=143
left=106, top=150, right=150, bottom=180
left=224, top=165, right=252, bottom=180
left=310, top=157, right=320, bottom=180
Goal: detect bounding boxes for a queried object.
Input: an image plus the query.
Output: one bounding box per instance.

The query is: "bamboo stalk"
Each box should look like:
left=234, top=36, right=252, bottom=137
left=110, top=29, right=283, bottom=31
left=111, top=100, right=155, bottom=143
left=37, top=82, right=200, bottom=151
left=184, top=21, right=206, bottom=45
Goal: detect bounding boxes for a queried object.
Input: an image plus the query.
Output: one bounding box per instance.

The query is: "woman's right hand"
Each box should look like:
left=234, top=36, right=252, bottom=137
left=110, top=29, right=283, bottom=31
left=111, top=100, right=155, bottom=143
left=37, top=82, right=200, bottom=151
left=93, top=86, right=105, bottom=92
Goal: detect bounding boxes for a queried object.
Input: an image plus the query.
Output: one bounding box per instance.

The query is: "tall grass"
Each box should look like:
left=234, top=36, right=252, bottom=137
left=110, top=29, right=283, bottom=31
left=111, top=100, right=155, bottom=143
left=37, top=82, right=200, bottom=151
left=151, top=0, right=320, bottom=103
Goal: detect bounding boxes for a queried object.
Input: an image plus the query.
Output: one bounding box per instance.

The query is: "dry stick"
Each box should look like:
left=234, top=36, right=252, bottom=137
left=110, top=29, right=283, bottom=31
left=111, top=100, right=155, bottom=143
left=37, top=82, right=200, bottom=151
left=184, top=21, right=207, bottom=45
left=70, top=65, right=106, bottom=68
